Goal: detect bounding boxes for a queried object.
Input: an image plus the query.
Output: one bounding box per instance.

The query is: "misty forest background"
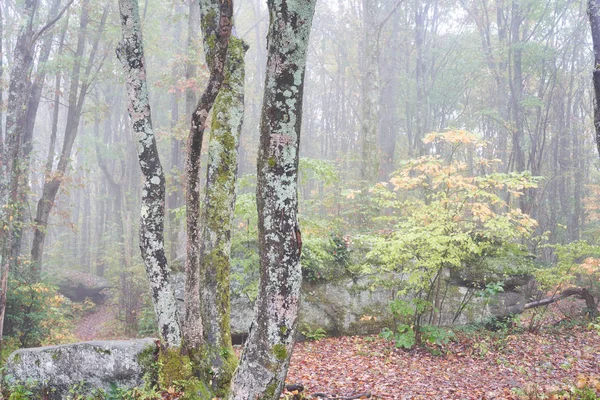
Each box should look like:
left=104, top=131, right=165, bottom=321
left=2, top=0, right=600, bottom=349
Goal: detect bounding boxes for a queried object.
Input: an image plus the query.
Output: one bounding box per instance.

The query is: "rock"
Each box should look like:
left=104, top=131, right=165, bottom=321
left=299, top=278, right=393, bottom=336
left=5, top=339, right=156, bottom=399
left=51, top=269, right=110, bottom=304
left=490, top=290, right=526, bottom=317
left=172, top=272, right=492, bottom=339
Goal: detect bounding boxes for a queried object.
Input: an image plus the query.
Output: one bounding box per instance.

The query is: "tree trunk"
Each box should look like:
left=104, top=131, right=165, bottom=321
left=116, top=0, right=182, bottom=348
left=198, top=36, right=247, bottom=395
left=360, top=0, right=380, bottom=184
left=30, top=1, right=107, bottom=279
left=9, top=0, right=63, bottom=264
left=589, top=0, right=600, bottom=157
left=228, top=1, right=317, bottom=398
left=0, top=0, right=40, bottom=344
left=523, top=288, right=598, bottom=319
left=167, top=4, right=184, bottom=263
left=183, top=0, right=233, bottom=352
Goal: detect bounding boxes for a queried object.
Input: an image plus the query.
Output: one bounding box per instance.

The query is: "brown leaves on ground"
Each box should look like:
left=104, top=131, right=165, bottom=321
left=285, top=326, right=600, bottom=399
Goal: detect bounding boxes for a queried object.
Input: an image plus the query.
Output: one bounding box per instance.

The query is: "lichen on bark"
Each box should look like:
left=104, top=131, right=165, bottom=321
left=228, top=1, right=317, bottom=399
left=184, top=0, right=233, bottom=353
left=197, top=35, right=247, bottom=395
left=116, top=0, right=181, bottom=348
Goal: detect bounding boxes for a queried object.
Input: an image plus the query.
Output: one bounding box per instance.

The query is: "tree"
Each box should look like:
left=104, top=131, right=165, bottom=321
left=116, top=0, right=182, bottom=348
left=360, top=0, right=380, bottom=184
left=183, top=0, right=233, bottom=352
left=0, top=0, right=71, bottom=346
left=228, top=0, right=317, bottom=398
left=30, top=0, right=109, bottom=279
left=197, top=36, right=248, bottom=393
left=590, top=0, right=600, bottom=157
left=368, top=131, right=539, bottom=345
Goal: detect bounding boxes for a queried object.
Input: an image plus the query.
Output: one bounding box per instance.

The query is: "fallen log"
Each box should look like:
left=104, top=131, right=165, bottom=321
left=523, top=287, right=598, bottom=318
left=311, top=392, right=371, bottom=399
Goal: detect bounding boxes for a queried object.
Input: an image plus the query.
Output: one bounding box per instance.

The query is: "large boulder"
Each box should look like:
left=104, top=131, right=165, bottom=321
left=5, top=339, right=156, bottom=399
left=51, top=270, right=110, bottom=303
left=173, top=272, right=493, bottom=339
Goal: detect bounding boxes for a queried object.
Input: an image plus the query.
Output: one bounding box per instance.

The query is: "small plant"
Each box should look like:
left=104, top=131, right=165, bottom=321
left=380, top=326, right=415, bottom=349
left=6, top=383, right=34, bottom=400
left=301, top=325, right=327, bottom=341
left=420, top=325, right=455, bottom=346
left=589, top=317, right=600, bottom=335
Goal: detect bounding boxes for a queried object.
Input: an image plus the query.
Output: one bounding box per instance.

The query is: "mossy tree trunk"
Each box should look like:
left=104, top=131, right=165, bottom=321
left=116, top=0, right=182, bottom=348
left=228, top=1, right=317, bottom=398
left=198, top=36, right=248, bottom=395
left=183, top=0, right=233, bottom=351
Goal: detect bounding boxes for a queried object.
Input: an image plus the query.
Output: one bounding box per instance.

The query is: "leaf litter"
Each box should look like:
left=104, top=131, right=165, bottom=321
left=284, top=325, right=600, bottom=399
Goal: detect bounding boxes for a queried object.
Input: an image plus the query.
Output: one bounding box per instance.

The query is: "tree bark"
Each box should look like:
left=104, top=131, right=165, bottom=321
left=360, top=0, right=380, bottom=184
left=167, top=4, right=184, bottom=263
left=589, top=0, right=600, bottom=157
left=228, top=1, right=317, bottom=398
left=0, top=0, right=40, bottom=345
left=197, top=36, right=247, bottom=394
left=183, top=0, right=233, bottom=352
left=523, top=287, right=598, bottom=319
left=116, top=0, right=182, bottom=348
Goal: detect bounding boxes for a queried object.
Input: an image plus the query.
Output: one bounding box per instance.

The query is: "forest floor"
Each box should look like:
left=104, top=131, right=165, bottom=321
left=73, top=303, right=115, bottom=341
left=72, top=305, right=600, bottom=399
left=283, top=325, right=600, bottom=399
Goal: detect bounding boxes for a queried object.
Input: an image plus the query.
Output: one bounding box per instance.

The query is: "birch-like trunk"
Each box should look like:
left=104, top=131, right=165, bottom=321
left=589, top=0, right=600, bottom=157
left=117, top=0, right=182, bottom=348
left=228, top=1, right=316, bottom=398
left=198, top=36, right=247, bottom=394
left=183, top=0, right=233, bottom=351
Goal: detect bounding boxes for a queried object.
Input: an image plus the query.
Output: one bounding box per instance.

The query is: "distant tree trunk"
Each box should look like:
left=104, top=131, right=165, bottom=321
left=360, top=0, right=380, bottom=184
left=198, top=36, right=247, bottom=394
left=589, top=0, right=600, bottom=157
left=117, top=0, right=182, bottom=348
left=0, top=0, right=41, bottom=344
left=30, top=1, right=107, bottom=279
left=2, top=0, right=38, bottom=286
left=44, top=14, right=69, bottom=178
left=167, top=4, right=184, bottom=263
left=414, top=0, right=428, bottom=156
left=183, top=0, right=233, bottom=352
left=378, top=5, right=400, bottom=181
left=10, top=0, right=62, bottom=263
left=509, top=2, right=527, bottom=214
left=228, top=0, right=317, bottom=398
left=0, top=2, right=3, bottom=160
left=179, top=0, right=200, bottom=262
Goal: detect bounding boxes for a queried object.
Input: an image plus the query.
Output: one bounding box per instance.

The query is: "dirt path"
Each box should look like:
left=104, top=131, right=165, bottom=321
left=73, top=304, right=115, bottom=341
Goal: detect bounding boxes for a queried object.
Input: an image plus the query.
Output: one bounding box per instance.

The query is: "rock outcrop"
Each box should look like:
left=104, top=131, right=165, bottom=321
left=5, top=339, right=156, bottom=399
left=51, top=269, right=110, bottom=304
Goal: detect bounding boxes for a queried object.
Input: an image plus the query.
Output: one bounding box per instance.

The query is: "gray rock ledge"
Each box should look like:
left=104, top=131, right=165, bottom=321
left=5, top=339, right=157, bottom=399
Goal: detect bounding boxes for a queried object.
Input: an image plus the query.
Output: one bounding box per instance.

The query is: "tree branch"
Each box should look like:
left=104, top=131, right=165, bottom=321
left=32, top=0, right=75, bottom=44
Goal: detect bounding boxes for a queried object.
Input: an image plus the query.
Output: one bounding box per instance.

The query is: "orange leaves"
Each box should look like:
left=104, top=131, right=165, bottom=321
left=423, top=129, right=483, bottom=145
left=471, top=202, right=494, bottom=222
left=580, top=257, right=600, bottom=275
left=583, top=184, right=600, bottom=223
